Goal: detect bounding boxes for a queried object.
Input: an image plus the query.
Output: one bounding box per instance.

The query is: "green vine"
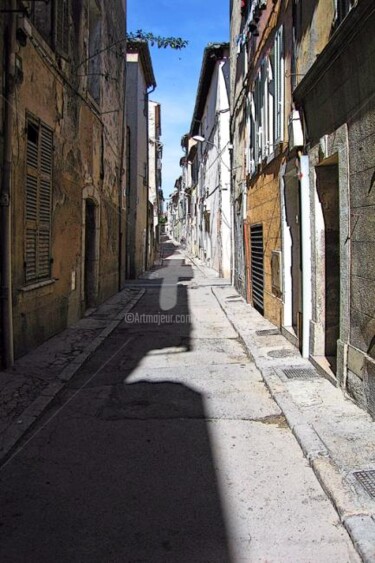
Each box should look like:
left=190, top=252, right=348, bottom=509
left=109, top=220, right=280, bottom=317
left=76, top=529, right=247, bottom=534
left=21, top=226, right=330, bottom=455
left=127, top=30, right=188, bottom=50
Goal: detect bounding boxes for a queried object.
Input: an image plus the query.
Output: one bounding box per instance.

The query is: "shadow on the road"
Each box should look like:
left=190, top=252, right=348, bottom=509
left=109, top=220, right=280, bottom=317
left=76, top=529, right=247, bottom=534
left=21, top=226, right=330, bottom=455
left=0, top=237, right=231, bottom=562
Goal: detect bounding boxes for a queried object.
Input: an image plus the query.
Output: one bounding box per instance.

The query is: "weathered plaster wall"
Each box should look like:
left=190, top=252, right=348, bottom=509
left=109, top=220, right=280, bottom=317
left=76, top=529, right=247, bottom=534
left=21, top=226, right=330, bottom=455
left=294, top=1, right=375, bottom=416
left=10, top=0, right=125, bottom=357
left=247, top=157, right=282, bottom=326
left=294, top=0, right=334, bottom=83
left=348, top=97, right=375, bottom=416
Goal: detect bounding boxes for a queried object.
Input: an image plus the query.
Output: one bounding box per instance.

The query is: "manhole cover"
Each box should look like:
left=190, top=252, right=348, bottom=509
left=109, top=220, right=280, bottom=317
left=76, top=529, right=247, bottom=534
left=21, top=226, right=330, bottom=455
left=353, top=470, right=375, bottom=498
left=256, top=329, right=280, bottom=336
left=282, top=368, right=319, bottom=380
left=268, top=350, right=296, bottom=358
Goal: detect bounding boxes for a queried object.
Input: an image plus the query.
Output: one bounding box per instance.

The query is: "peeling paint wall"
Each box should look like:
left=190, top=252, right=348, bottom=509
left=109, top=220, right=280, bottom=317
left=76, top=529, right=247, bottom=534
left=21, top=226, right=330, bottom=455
left=8, top=0, right=126, bottom=357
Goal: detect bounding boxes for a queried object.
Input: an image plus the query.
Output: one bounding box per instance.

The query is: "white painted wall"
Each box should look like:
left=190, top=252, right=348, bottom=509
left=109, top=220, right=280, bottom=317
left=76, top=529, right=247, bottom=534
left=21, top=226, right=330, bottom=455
left=197, top=60, right=232, bottom=277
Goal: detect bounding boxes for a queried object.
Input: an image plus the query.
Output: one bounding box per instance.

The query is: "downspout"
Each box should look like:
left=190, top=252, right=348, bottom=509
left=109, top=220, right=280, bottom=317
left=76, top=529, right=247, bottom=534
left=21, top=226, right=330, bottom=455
left=118, top=50, right=126, bottom=290
left=299, top=155, right=312, bottom=358
left=0, top=0, right=16, bottom=367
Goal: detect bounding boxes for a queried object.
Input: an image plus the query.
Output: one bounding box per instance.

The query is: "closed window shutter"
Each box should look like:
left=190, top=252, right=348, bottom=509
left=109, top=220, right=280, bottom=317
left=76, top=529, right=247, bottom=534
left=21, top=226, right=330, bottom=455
left=25, top=119, right=53, bottom=283
left=25, top=173, right=38, bottom=282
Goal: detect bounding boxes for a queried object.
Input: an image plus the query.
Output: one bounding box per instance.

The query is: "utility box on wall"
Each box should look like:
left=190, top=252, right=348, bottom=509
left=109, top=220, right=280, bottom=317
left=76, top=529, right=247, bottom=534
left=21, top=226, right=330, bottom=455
left=288, top=110, right=304, bottom=150
left=271, top=250, right=282, bottom=298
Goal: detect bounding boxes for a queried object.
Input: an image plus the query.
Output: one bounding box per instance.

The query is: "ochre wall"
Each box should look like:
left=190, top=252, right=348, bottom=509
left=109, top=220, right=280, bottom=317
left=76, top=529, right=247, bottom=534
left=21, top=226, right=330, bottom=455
left=247, top=156, right=283, bottom=327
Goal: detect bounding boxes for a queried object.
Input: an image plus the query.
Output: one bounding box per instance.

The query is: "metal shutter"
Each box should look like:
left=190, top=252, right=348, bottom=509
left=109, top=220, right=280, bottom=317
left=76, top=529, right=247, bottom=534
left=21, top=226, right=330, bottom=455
left=250, top=224, right=264, bottom=314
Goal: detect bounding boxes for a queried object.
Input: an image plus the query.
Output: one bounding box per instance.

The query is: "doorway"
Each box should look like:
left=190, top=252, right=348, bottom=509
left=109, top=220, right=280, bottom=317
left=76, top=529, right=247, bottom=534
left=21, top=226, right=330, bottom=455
left=284, top=175, right=302, bottom=347
left=316, top=160, right=340, bottom=373
left=84, top=199, right=98, bottom=309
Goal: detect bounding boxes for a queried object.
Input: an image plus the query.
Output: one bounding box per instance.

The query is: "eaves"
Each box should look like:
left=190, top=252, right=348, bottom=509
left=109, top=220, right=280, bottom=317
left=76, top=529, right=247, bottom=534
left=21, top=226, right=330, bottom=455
left=127, top=39, right=157, bottom=89
left=190, top=42, right=230, bottom=136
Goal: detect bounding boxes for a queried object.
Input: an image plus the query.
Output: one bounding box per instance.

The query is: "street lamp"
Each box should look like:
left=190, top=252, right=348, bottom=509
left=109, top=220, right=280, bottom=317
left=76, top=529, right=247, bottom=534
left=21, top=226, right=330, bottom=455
left=192, top=135, right=215, bottom=146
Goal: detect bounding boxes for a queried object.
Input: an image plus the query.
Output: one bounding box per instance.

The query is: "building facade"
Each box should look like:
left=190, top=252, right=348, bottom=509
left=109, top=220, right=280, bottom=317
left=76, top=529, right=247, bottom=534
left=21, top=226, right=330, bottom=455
left=148, top=100, right=162, bottom=266
left=184, top=43, right=232, bottom=278
left=292, top=0, right=375, bottom=415
left=125, top=40, right=156, bottom=278
left=230, top=0, right=375, bottom=417
left=0, top=0, right=126, bottom=362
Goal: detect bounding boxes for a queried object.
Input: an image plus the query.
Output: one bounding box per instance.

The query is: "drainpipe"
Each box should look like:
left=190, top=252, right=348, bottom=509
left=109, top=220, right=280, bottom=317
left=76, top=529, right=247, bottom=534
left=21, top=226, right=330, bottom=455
left=0, top=0, right=16, bottom=367
left=299, top=155, right=312, bottom=358
left=118, top=56, right=126, bottom=290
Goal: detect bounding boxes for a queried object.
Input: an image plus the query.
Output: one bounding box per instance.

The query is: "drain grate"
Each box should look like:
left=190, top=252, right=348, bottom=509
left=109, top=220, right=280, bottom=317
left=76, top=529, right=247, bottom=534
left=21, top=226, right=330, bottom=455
left=353, top=470, right=375, bottom=499
left=256, top=329, right=280, bottom=336
left=282, top=368, right=319, bottom=380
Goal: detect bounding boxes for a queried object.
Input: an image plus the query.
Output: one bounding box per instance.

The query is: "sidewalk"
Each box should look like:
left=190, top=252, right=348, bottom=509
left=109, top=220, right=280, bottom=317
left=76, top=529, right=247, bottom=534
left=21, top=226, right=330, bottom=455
left=0, top=285, right=144, bottom=464
left=212, top=284, right=375, bottom=562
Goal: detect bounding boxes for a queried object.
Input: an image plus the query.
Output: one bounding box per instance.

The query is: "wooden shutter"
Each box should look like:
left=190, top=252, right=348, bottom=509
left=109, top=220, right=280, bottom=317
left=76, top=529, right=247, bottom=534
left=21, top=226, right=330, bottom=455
left=25, top=118, right=53, bottom=283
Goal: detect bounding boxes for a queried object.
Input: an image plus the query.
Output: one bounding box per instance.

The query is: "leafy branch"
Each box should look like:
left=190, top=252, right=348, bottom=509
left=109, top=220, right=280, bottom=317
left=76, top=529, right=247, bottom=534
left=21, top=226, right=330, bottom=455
left=127, top=30, right=188, bottom=50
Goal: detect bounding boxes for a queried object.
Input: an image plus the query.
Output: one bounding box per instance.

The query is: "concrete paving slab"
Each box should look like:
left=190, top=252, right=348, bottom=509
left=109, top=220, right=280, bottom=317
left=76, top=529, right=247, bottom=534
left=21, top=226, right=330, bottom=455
left=212, top=282, right=375, bottom=560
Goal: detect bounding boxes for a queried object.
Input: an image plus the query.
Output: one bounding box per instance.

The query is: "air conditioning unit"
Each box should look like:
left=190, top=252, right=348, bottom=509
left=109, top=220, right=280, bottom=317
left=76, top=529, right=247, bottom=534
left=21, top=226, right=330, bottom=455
left=288, top=110, right=304, bottom=150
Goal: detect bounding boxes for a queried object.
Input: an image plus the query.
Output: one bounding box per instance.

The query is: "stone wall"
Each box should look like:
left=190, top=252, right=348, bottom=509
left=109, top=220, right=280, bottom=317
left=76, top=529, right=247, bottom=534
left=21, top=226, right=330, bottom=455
left=9, top=0, right=125, bottom=357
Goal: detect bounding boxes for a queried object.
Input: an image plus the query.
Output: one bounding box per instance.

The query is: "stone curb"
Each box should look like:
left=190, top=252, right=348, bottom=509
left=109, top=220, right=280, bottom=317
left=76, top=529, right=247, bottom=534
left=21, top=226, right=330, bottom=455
left=211, top=285, right=375, bottom=562
left=0, top=289, right=145, bottom=466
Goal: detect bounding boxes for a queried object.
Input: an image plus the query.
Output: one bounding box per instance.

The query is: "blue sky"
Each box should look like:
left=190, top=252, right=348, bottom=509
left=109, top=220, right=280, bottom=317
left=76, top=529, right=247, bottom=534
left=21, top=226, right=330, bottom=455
left=127, top=0, right=229, bottom=199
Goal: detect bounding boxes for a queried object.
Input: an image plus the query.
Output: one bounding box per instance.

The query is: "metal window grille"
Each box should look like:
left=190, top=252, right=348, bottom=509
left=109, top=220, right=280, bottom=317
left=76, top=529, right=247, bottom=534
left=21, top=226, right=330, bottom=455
left=250, top=224, right=264, bottom=314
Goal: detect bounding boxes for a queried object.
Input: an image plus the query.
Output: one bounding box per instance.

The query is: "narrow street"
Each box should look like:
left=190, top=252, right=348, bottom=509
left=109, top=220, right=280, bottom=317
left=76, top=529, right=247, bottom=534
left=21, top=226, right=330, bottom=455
left=0, top=240, right=359, bottom=562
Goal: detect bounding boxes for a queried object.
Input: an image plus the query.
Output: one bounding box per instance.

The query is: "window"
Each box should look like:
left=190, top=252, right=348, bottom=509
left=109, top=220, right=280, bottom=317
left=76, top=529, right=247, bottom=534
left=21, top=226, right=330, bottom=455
left=30, top=2, right=53, bottom=44
left=248, top=25, right=284, bottom=172
left=271, top=26, right=284, bottom=144
left=88, top=0, right=102, bottom=102
left=335, top=0, right=355, bottom=25
left=55, top=0, right=70, bottom=56
left=30, top=0, right=70, bottom=57
left=25, top=117, right=53, bottom=283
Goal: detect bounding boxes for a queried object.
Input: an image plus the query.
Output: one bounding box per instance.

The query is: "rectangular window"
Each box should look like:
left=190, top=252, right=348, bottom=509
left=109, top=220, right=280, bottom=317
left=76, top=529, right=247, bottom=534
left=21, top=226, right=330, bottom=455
left=335, top=0, right=355, bottom=25
left=272, top=26, right=284, bottom=144
left=30, top=2, right=53, bottom=44
left=54, top=0, right=70, bottom=56
left=88, top=0, right=102, bottom=102
left=30, top=0, right=70, bottom=57
left=25, top=116, right=53, bottom=284
left=254, top=72, right=262, bottom=164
